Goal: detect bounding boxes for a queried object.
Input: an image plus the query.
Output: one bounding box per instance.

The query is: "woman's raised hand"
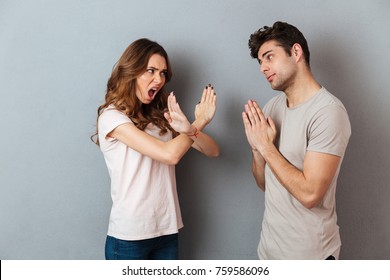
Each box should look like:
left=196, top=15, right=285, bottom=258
left=164, top=92, right=192, bottom=134
left=195, top=84, right=217, bottom=126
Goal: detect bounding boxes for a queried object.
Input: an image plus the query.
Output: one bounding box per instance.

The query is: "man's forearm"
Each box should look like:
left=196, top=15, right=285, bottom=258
left=252, top=150, right=266, bottom=191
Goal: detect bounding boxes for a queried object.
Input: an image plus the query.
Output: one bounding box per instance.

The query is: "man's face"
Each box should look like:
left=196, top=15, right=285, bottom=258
left=257, top=40, right=297, bottom=92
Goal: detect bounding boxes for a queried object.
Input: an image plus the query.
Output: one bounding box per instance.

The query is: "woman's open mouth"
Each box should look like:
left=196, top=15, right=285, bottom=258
left=148, top=88, right=158, bottom=98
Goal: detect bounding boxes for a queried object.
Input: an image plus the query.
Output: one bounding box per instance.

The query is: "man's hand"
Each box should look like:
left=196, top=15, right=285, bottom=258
left=242, top=99, right=277, bottom=154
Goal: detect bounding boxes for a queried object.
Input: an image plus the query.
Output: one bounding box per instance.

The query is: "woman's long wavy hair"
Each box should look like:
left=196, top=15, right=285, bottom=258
left=91, top=38, right=175, bottom=145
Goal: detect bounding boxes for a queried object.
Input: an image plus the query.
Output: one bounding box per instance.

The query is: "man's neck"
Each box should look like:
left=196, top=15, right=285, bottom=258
left=284, top=71, right=321, bottom=108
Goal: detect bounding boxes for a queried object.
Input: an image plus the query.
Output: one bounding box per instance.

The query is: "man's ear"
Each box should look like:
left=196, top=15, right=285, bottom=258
left=292, top=43, right=303, bottom=61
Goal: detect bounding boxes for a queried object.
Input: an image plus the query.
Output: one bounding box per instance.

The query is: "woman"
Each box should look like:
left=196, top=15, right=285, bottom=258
left=92, top=38, right=219, bottom=260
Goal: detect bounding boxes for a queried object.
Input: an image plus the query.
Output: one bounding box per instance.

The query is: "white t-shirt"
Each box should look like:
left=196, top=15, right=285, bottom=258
left=98, top=106, right=183, bottom=240
left=258, top=87, right=351, bottom=259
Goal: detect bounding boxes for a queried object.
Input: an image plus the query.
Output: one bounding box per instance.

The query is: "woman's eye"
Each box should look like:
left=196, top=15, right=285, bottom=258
left=147, top=69, right=154, bottom=74
left=161, top=71, right=167, bottom=77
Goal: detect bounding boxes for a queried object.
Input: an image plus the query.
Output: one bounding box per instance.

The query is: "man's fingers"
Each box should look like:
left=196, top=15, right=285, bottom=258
left=245, top=104, right=257, bottom=126
left=242, top=112, right=254, bottom=131
left=252, top=100, right=266, bottom=123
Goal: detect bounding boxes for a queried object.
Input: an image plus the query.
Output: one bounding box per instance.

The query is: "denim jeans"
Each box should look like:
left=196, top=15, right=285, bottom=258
left=105, top=233, right=179, bottom=260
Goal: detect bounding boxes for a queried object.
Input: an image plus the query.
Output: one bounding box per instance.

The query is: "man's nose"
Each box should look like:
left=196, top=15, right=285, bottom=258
left=260, top=62, right=268, bottom=74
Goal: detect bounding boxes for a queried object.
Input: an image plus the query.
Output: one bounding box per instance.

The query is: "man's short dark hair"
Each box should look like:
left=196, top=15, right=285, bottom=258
left=248, top=21, right=311, bottom=67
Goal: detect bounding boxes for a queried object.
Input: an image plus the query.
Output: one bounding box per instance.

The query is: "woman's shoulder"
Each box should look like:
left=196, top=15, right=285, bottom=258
left=99, top=105, right=132, bottom=124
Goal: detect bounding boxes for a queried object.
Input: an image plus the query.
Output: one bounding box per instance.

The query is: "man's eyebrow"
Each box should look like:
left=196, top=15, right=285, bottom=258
left=257, top=50, right=272, bottom=64
left=261, top=50, right=272, bottom=59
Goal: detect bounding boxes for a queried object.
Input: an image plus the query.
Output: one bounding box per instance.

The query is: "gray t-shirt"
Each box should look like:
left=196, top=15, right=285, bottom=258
left=258, top=87, right=351, bottom=259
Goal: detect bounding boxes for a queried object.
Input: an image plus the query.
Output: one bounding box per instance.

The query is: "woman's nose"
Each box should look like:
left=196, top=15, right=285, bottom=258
left=153, top=73, right=162, bottom=83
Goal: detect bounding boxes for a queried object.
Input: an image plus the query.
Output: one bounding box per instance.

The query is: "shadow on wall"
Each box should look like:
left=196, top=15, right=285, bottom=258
left=175, top=92, right=261, bottom=259
left=312, top=34, right=390, bottom=259
left=170, top=50, right=261, bottom=259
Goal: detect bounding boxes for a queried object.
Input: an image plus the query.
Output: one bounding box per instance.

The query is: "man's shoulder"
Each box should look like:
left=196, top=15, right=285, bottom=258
left=317, top=87, right=346, bottom=108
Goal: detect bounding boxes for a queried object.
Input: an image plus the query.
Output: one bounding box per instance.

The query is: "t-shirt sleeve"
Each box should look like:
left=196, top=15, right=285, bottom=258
left=307, top=104, right=351, bottom=157
left=98, top=108, right=132, bottom=142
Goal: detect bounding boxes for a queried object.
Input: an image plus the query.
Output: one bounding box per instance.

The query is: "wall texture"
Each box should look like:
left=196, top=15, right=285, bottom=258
left=0, top=0, right=389, bottom=259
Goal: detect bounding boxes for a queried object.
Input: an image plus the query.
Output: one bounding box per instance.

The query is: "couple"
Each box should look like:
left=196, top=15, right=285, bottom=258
left=91, top=21, right=351, bottom=260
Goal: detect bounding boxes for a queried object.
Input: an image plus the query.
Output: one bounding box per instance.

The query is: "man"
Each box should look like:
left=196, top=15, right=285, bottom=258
left=242, top=21, right=351, bottom=259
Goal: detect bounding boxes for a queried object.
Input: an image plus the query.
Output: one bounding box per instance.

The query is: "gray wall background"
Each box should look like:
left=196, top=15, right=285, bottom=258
left=0, top=0, right=389, bottom=260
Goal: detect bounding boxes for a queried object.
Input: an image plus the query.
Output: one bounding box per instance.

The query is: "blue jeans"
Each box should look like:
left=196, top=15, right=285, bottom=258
left=105, top=233, right=179, bottom=260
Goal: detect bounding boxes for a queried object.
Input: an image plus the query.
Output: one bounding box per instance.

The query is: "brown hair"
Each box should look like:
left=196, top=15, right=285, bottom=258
left=91, top=38, right=174, bottom=145
left=248, top=21, right=311, bottom=67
